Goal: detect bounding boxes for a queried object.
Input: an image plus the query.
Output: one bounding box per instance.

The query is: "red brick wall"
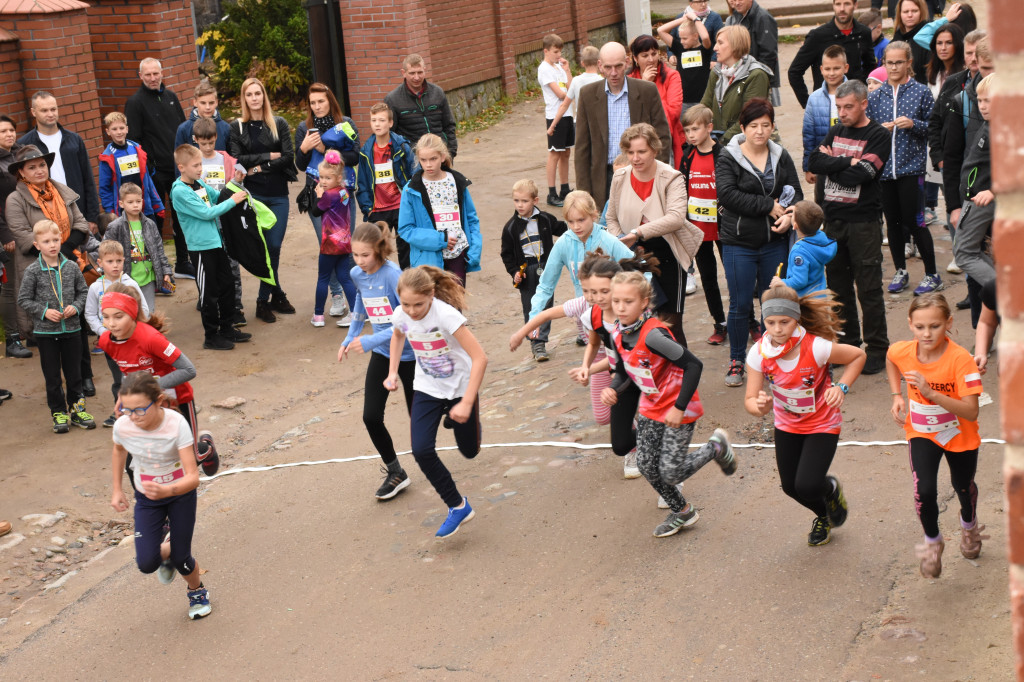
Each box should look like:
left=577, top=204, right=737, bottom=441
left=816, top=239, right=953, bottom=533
left=0, top=33, right=23, bottom=130
left=0, top=8, right=104, bottom=155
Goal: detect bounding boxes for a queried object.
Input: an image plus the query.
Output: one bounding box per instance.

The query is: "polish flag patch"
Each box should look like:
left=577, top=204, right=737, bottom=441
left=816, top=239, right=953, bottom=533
left=965, top=372, right=982, bottom=388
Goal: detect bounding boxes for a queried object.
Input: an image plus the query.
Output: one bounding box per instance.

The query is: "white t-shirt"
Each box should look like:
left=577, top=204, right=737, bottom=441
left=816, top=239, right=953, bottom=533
left=538, top=61, right=569, bottom=119
left=37, top=129, right=67, bottom=185
left=564, top=72, right=604, bottom=119
left=391, top=298, right=472, bottom=399
left=112, top=409, right=194, bottom=492
left=201, top=154, right=228, bottom=192
left=745, top=336, right=833, bottom=373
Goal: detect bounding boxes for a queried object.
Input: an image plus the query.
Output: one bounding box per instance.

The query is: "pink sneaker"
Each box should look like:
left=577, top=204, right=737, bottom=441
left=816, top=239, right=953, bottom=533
left=916, top=538, right=945, bottom=578
left=310, top=315, right=325, bottom=327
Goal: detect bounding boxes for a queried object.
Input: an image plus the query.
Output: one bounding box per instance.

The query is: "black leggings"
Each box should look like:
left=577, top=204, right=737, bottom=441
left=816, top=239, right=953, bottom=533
left=364, top=352, right=415, bottom=466
left=881, top=175, right=937, bottom=275
left=909, top=438, right=978, bottom=538
left=694, top=240, right=725, bottom=325
left=774, top=429, right=839, bottom=518
left=610, top=382, right=641, bottom=456
left=133, top=488, right=196, bottom=576
left=409, top=391, right=482, bottom=508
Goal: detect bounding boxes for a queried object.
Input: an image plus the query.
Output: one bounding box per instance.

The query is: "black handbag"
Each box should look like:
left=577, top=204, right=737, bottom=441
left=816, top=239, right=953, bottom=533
left=296, top=180, right=316, bottom=214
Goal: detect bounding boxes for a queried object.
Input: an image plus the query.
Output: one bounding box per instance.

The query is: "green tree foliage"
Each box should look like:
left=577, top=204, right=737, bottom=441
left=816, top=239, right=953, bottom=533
left=197, top=0, right=311, bottom=100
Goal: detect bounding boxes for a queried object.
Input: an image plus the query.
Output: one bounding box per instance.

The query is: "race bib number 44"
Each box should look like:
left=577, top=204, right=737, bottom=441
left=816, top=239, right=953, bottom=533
left=363, top=296, right=393, bottom=325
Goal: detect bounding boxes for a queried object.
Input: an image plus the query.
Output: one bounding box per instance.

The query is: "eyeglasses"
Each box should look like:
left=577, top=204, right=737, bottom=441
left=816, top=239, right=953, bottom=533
left=884, top=60, right=908, bottom=67
left=119, top=400, right=155, bottom=417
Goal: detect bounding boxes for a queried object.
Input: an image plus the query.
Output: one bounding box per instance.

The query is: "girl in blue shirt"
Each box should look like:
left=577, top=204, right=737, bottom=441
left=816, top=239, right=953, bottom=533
left=339, top=222, right=415, bottom=500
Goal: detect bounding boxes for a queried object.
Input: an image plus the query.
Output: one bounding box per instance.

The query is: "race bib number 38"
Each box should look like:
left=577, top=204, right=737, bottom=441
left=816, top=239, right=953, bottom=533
left=374, top=161, right=395, bottom=184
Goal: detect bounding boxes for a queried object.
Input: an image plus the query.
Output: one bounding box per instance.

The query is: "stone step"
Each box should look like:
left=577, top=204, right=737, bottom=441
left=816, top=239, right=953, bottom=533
left=779, top=16, right=894, bottom=38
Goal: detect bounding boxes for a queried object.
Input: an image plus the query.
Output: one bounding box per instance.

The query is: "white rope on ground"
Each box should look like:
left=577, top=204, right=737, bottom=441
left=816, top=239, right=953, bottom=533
left=200, top=438, right=1008, bottom=481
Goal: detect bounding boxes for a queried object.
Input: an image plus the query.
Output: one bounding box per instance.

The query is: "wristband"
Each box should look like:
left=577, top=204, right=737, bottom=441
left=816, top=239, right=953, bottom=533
left=891, top=391, right=901, bottom=396
left=835, top=382, right=849, bottom=394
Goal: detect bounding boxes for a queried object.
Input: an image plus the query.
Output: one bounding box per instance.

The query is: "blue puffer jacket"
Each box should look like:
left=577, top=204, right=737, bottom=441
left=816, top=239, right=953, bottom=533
left=782, top=230, right=836, bottom=298
left=801, top=78, right=845, bottom=172
left=867, top=79, right=934, bottom=179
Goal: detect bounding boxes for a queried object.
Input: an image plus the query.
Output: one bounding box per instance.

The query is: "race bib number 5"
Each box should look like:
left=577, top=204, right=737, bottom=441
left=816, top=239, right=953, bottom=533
left=408, top=331, right=451, bottom=358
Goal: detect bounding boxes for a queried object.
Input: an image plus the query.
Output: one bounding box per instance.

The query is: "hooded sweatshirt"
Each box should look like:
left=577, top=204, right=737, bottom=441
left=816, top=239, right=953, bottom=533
left=782, top=230, right=837, bottom=298
left=175, top=108, right=233, bottom=151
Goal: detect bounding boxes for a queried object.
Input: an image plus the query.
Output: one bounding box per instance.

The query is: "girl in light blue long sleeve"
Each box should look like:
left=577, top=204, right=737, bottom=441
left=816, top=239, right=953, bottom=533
left=339, top=222, right=416, bottom=501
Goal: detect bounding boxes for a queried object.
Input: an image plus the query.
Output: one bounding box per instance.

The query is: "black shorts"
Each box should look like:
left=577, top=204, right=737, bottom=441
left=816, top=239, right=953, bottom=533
left=546, top=117, right=575, bottom=152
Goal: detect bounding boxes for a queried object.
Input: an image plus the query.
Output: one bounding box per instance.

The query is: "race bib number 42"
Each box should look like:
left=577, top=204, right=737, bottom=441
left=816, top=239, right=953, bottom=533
left=687, top=196, right=718, bottom=222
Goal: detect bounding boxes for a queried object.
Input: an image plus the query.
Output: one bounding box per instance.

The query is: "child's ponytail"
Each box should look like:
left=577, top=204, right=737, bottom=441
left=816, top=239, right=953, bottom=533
left=397, top=265, right=466, bottom=312
left=618, top=246, right=661, bottom=278
left=762, top=284, right=842, bottom=342
left=106, top=282, right=167, bottom=332
left=351, top=221, right=395, bottom=264
left=318, top=149, right=344, bottom=177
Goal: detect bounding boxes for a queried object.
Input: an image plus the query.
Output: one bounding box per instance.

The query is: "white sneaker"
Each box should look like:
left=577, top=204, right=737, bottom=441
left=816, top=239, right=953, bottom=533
left=882, top=236, right=889, bottom=246
left=336, top=313, right=353, bottom=328
left=310, top=314, right=325, bottom=327
left=946, top=258, right=962, bottom=274
left=905, top=240, right=918, bottom=259
left=657, top=482, right=685, bottom=509
left=685, top=272, right=697, bottom=295
left=329, top=295, right=348, bottom=317
left=623, top=450, right=641, bottom=479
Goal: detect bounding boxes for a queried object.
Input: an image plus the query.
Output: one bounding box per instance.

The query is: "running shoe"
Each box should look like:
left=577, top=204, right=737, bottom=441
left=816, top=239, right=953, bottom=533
left=956, top=296, right=971, bottom=310
left=90, top=343, right=105, bottom=355
left=531, top=341, right=549, bottom=362
left=808, top=516, right=831, bottom=546
left=157, top=280, right=176, bottom=296
left=905, top=240, right=918, bottom=259
left=271, top=294, right=296, bottom=315
left=231, top=311, right=247, bottom=328
left=375, top=465, right=411, bottom=500
left=862, top=354, right=886, bottom=375
left=174, top=264, right=196, bottom=281
left=187, top=585, right=212, bottom=619
left=69, top=399, right=96, bottom=429
left=924, top=207, right=938, bottom=224
left=310, top=314, right=325, bottom=328
left=336, top=313, right=353, bottom=328
left=103, top=413, right=117, bottom=428
left=657, top=483, right=684, bottom=509
left=685, top=272, right=697, bottom=295
left=916, top=538, right=944, bottom=578
left=887, top=269, right=909, bottom=293
left=653, top=505, right=699, bottom=537
left=913, top=274, right=944, bottom=296
left=329, top=295, right=349, bottom=317
left=724, top=360, right=745, bottom=387
left=157, top=560, right=176, bottom=585
left=436, top=498, right=475, bottom=538
left=748, top=323, right=762, bottom=344
left=546, top=194, right=564, bottom=208
left=710, top=428, right=737, bottom=475
left=946, top=258, right=962, bottom=274
left=959, top=522, right=989, bottom=560
left=52, top=411, right=70, bottom=434
left=226, top=328, right=251, bottom=343
left=825, top=475, right=848, bottom=527
left=707, top=324, right=727, bottom=346
left=203, top=335, right=235, bottom=351
left=197, top=431, right=219, bottom=477
left=575, top=336, right=588, bottom=347
left=623, top=450, right=641, bottom=479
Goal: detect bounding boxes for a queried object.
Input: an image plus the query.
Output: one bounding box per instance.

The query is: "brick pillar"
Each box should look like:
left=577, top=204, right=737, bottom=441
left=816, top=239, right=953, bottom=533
left=492, top=0, right=519, bottom=97
left=342, top=0, right=433, bottom=122
left=988, top=1, right=1024, bottom=679
left=570, top=0, right=590, bottom=48
left=0, top=3, right=104, bottom=155
left=0, top=28, right=23, bottom=128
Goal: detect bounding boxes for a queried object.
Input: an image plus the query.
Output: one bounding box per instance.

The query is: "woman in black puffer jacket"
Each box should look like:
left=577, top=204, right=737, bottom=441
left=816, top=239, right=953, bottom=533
left=227, top=78, right=297, bottom=324
left=716, top=98, right=802, bottom=388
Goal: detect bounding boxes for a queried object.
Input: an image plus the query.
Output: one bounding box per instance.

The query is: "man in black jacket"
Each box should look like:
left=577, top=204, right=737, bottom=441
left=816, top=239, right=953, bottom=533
left=788, top=0, right=877, bottom=109
left=125, top=58, right=190, bottom=278
left=808, top=80, right=891, bottom=374
left=18, top=92, right=99, bottom=231
left=384, top=55, right=458, bottom=160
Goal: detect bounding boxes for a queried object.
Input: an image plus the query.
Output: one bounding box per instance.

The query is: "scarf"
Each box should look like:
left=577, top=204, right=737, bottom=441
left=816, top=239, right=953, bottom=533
left=619, top=310, right=653, bottom=336
left=694, top=6, right=711, bottom=18
left=758, top=325, right=806, bottom=360
left=313, top=114, right=335, bottom=135
left=26, top=180, right=70, bottom=242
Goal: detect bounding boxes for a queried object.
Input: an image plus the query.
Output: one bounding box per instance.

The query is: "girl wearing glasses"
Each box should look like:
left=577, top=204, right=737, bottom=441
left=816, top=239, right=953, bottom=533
left=97, top=284, right=219, bottom=478
left=110, top=371, right=212, bottom=620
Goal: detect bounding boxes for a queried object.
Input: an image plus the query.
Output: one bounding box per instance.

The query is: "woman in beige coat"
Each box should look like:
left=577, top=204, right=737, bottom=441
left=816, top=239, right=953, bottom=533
left=605, top=123, right=703, bottom=344
left=6, top=145, right=90, bottom=344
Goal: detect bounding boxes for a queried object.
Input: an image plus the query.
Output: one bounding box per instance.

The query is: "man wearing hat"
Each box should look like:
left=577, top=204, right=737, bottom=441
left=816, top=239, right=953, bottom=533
left=6, top=144, right=95, bottom=394
left=18, top=91, right=99, bottom=233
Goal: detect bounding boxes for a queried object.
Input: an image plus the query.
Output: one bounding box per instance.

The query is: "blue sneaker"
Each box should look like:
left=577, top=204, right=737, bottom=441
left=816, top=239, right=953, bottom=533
left=187, top=585, right=212, bottom=619
left=887, top=269, right=909, bottom=293
left=913, top=274, right=944, bottom=296
left=435, top=498, right=475, bottom=538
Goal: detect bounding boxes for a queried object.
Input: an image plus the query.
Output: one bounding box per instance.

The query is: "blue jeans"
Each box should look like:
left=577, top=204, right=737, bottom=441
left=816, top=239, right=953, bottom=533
left=310, top=214, right=343, bottom=298
left=315, top=253, right=356, bottom=315
left=253, top=194, right=289, bottom=302
left=722, top=240, right=788, bottom=362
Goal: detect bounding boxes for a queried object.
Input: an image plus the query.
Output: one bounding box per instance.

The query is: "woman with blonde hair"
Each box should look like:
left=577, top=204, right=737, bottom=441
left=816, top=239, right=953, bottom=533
left=700, top=24, right=773, bottom=144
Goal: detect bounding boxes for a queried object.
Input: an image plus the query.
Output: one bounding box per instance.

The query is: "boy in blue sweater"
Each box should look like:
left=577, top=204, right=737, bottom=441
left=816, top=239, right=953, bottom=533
left=98, top=112, right=165, bottom=228
left=169, top=145, right=250, bottom=350
left=802, top=46, right=849, bottom=205
left=770, top=201, right=836, bottom=298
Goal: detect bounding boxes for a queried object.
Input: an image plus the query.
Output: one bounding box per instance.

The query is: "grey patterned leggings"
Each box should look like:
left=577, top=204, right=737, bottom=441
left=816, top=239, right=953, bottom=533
left=636, top=416, right=719, bottom=513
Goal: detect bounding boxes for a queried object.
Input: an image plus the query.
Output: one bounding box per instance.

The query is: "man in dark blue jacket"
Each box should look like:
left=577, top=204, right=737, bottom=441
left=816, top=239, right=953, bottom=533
left=18, top=92, right=99, bottom=231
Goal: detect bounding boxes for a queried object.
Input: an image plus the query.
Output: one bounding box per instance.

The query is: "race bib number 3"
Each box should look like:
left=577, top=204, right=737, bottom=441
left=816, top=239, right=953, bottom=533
left=363, top=296, right=394, bottom=325
left=118, top=154, right=140, bottom=176
left=771, top=383, right=816, bottom=414
left=687, top=196, right=718, bottom=222
left=374, top=161, right=395, bottom=184
left=408, top=331, right=451, bottom=358
left=434, top=205, right=461, bottom=232
left=625, top=362, right=659, bottom=395
left=909, top=400, right=960, bottom=434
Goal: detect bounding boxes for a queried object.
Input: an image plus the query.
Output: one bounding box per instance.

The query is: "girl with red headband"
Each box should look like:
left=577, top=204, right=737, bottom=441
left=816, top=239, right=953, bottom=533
left=97, top=283, right=219, bottom=478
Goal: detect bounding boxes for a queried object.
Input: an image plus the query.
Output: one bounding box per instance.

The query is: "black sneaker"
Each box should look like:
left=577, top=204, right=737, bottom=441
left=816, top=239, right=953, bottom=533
left=255, top=300, right=277, bottom=323
left=808, top=516, right=831, bottom=546
left=197, top=431, right=219, bottom=476
left=575, top=337, right=588, bottom=347
left=375, top=465, right=411, bottom=500
left=531, top=341, right=549, bottom=362
left=862, top=354, right=886, bottom=375
left=956, top=296, right=971, bottom=310
left=103, top=413, right=117, bottom=428
left=546, top=193, right=564, bottom=207
left=825, top=475, right=848, bottom=527
left=559, top=186, right=573, bottom=200
left=203, top=335, right=235, bottom=351
left=232, top=311, right=247, bottom=327
left=52, top=411, right=71, bottom=434
left=174, top=264, right=196, bottom=280
left=271, top=293, right=296, bottom=314
left=226, top=328, right=252, bottom=343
